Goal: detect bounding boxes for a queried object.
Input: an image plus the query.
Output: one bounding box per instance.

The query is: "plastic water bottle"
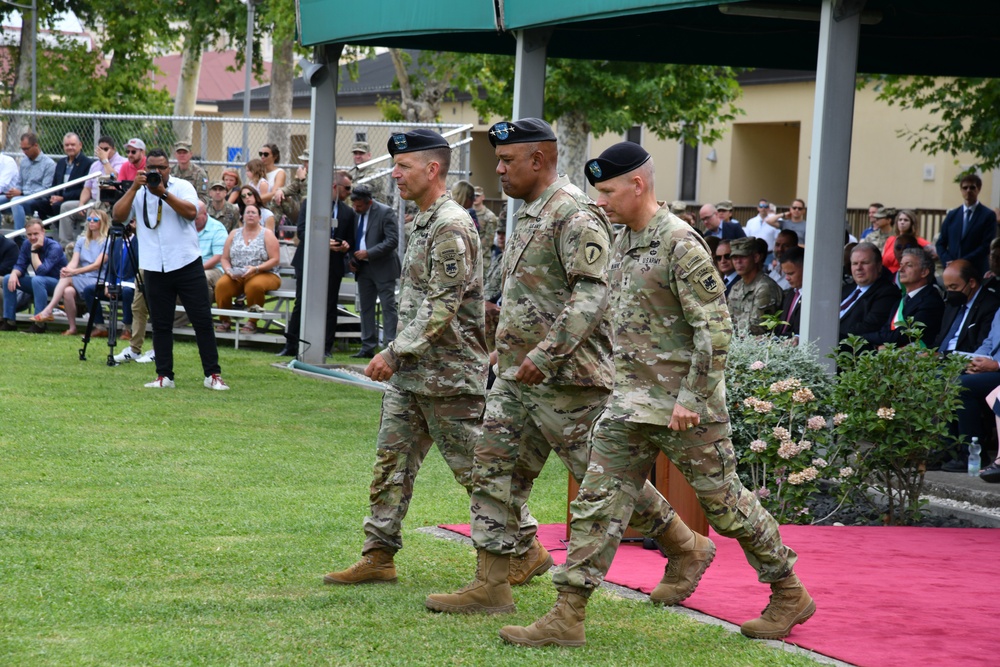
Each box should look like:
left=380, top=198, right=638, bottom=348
left=968, top=437, right=982, bottom=477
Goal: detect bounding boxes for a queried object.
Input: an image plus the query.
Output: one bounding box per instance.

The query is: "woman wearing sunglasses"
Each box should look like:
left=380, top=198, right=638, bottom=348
left=214, top=204, right=281, bottom=334
left=32, top=210, right=110, bottom=336
left=257, top=143, right=286, bottom=203
left=235, top=185, right=275, bottom=232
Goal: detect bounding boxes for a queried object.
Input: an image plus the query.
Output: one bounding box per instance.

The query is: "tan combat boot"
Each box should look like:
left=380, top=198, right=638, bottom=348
left=650, top=518, right=716, bottom=605
left=499, top=589, right=589, bottom=647
left=508, top=537, right=554, bottom=586
left=323, top=549, right=397, bottom=585
left=740, top=573, right=816, bottom=639
left=425, top=549, right=515, bottom=614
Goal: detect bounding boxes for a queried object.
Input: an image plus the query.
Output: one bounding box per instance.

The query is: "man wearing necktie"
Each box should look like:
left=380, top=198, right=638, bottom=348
left=948, top=306, right=1000, bottom=473
left=349, top=184, right=400, bottom=358
left=776, top=246, right=805, bottom=339
left=935, top=174, right=997, bottom=275
left=932, top=259, right=1000, bottom=354
left=860, top=247, right=944, bottom=350
left=838, top=242, right=900, bottom=342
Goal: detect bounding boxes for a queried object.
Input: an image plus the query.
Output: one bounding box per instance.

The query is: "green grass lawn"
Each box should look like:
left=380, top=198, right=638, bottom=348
left=0, top=334, right=821, bottom=666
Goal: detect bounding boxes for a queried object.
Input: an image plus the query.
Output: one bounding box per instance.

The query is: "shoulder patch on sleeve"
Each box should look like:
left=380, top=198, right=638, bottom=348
left=689, top=263, right=724, bottom=302
left=432, top=235, right=468, bottom=288
left=571, top=225, right=610, bottom=278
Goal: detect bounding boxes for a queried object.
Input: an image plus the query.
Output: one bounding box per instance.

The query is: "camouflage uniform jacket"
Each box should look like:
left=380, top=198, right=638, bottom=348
left=384, top=192, right=487, bottom=398
left=350, top=164, right=390, bottom=206
left=474, top=204, right=499, bottom=272
left=170, top=163, right=209, bottom=200
left=207, top=201, right=241, bottom=232
left=728, top=270, right=783, bottom=335
left=495, top=175, right=614, bottom=389
left=606, top=208, right=732, bottom=425
left=484, top=249, right=504, bottom=301
left=866, top=228, right=891, bottom=252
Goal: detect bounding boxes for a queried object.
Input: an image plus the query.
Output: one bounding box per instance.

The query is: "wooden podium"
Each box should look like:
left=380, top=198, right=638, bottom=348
left=567, top=452, right=709, bottom=540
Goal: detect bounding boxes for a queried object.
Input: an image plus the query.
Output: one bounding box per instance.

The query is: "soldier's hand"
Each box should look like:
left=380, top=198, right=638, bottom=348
left=272, top=190, right=285, bottom=205
left=669, top=404, right=701, bottom=432
left=365, top=353, right=394, bottom=383
left=514, top=357, right=544, bottom=385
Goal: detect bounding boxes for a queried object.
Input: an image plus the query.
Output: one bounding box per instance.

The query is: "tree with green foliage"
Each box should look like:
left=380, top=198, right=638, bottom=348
left=867, top=75, right=1000, bottom=175
left=396, top=52, right=744, bottom=188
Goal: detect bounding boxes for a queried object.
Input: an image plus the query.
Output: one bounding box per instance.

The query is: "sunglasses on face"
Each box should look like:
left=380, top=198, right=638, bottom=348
left=716, top=253, right=732, bottom=260
left=259, top=151, right=270, bottom=157
left=86, top=217, right=101, bottom=222
left=127, top=149, right=141, bottom=154
left=98, top=146, right=111, bottom=152
left=241, top=192, right=255, bottom=198
left=791, top=206, right=804, bottom=210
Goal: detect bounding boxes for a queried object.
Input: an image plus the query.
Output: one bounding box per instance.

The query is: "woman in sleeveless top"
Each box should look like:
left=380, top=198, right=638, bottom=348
left=214, top=204, right=281, bottom=333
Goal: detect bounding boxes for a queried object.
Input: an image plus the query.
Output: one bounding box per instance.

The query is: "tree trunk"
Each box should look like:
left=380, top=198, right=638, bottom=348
left=556, top=111, right=591, bottom=191
left=6, top=5, right=36, bottom=150
left=172, top=37, right=205, bottom=145
left=389, top=48, right=446, bottom=123
left=267, top=36, right=295, bottom=165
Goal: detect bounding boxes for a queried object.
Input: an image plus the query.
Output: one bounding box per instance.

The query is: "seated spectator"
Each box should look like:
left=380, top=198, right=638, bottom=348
left=271, top=150, right=308, bottom=227
left=116, top=138, right=147, bottom=182
left=258, top=143, right=287, bottom=204
left=78, top=135, right=127, bottom=213
left=206, top=181, right=241, bottom=232
left=33, top=210, right=109, bottom=336
left=0, top=218, right=68, bottom=332
left=245, top=158, right=271, bottom=203
left=5, top=132, right=56, bottom=231
left=744, top=198, right=779, bottom=262
left=728, top=236, right=783, bottom=334
left=235, top=185, right=275, bottom=231
left=861, top=247, right=944, bottom=349
left=714, top=239, right=740, bottom=295
left=716, top=199, right=740, bottom=225
left=767, top=229, right=797, bottom=290
left=934, top=259, right=1000, bottom=354
left=864, top=206, right=895, bottom=253
left=0, top=234, right=18, bottom=275
left=842, top=242, right=858, bottom=287
left=222, top=168, right=243, bottom=204
left=881, top=209, right=934, bottom=273
left=213, top=204, right=281, bottom=333
left=699, top=203, right=746, bottom=240
left=170, top=141, right=209, bottom=202
left=37, top=133, right=94, bottom=244
left=839, top=242, right=901, bottom=340
left=776, top=246, right=805, bottom=338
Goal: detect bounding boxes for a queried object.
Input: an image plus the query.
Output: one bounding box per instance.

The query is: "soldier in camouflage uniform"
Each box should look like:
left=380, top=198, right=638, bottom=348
left=323, top=130, right=531, bottom=587
left=426, top=119, right=702, bottom=616
left=349, top=141, right=392, bottom=207
left=501, top=143, right=814, bottom=648
left=207, top=182, right=241, bottom=232
left=271, top=149, right=309, bottom=225
left=866, top=206, right=896, bottom=252
left=473, top=185, right=500, bottom=274
left=170, top=142, right=209, bottom=203
left=728, top=236, right=784, bottom=335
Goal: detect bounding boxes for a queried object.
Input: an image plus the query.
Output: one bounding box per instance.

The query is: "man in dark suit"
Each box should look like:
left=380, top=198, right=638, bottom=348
left=776, top=246, right=804, bottom=338
left=34, top=133, right=94, bottom=244
left=714, top=239, right=740, bottom=295
left=699, top=203, right=745, bottom=241
left=933, top=259, right=1000, bottom=354
left=861, top=247, right=944, bottom=349
left=349, top=184, right=400, bottom=358
left=839, top=242, right=900, bottom=341
left=277, top=171, right=355, bottom=357
left=935, top=174, right=997, bottom=276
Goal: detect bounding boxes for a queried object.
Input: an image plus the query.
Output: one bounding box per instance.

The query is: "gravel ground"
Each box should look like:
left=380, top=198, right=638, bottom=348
left=808, top=487, right=995, bottom=527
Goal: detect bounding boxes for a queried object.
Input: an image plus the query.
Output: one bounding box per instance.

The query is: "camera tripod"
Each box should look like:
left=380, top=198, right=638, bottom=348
left=79, top=223, right=143, bottom=365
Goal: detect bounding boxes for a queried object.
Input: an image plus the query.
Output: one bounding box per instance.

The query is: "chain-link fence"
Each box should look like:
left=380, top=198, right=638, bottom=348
left=0, top=109, right=472, bottom=191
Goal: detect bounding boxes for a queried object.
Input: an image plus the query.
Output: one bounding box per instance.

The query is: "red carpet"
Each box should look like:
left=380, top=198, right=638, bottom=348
left=440, top=523, right=999, bottom=667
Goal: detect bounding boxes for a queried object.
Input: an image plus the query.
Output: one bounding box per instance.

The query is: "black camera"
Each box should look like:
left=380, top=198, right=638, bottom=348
left=145, top=171, right=162, bottom=188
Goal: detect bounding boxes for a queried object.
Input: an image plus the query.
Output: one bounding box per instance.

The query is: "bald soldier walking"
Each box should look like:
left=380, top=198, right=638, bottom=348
left=500, top=142, right=814, bottom=647
left=426, top=120, right=709, bottom=615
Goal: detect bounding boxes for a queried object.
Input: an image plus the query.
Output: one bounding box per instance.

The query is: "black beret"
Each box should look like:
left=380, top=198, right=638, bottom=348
left=488, top=118, right=556, bottom=147
left=585, top=142, right=651, bottom=187
left=387, top=129, right=449, bottom=156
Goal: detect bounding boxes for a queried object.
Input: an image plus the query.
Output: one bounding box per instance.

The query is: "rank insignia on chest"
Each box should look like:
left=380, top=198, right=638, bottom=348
left=585, top=242, right=603, bottom=264
left=444, top=259, right=459, bottom=277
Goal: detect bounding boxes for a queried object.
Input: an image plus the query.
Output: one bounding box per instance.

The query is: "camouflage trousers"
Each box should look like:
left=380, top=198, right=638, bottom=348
left=553, top=416, right=798, bottom=592
left=362, top=386, right=484, bottom=555
left=470, top=378, right=674, bottom=556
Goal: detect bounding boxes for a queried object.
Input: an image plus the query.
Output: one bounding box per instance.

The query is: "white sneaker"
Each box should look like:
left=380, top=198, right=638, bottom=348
left=204, top=374, right=230, bottom=391
left=113, top=348, right=138, bottom=364
left=144, top=376, right=175, bottom=389
left=136, top=349, right=156, bottom=363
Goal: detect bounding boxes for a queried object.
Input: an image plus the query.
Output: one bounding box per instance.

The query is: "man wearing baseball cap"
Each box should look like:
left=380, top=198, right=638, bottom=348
left=117, top=138, right=146, bottom=182
left=323, top=129, right=491, bottom=587
left=427, top=122, right=685, bottom=617
left=500, top=142, right=813, bottom=647
left=349, top=139, right=389, bottom=205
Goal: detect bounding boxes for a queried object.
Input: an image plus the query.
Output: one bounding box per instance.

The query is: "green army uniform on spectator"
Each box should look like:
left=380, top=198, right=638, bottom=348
left=171, top=162, right=209, bottom=202
left=866, top=227, right=891, bottom=253
left=350, top=163, right=390, bottom=207
left=483, top=246, right=504, bottom=301
left=728, top=237, right=783, bottom=335
left=500, top=142, right=813, bottom=649
left=207, top=186, right=241, bottom=232
left=473, top=190, right=500, bottom=274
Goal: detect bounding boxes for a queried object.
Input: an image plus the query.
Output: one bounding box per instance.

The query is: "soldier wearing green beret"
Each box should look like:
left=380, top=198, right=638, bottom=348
left=728, top=236, right=784, bottom=335
left=500, top=142, right=814, bottom=648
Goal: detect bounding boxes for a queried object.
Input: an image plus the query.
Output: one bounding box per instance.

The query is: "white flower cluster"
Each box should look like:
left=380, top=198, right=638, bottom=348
left=749, top=439, right=768, bottom=453
left=787, top=466, right=819, bottom=485
left=777, top=439, right=812, bottom=460
left=792, top=387, right=816, bottom=403
left=772, top=426, right=791, bottom=441
left=769, top=378, right=802, bottom=394
left=743, top=396, right=774, bottom=413
left=839, top=466, right=854, bottom=478
left=833, top=412, right=848, bottom=426
left=806, top=415, right=827, bottom=430
left=812, top=457, right=828, bottom=467
left=750, top=360, right=766, bottom=371
left=877, top=406, right=896, bottom=420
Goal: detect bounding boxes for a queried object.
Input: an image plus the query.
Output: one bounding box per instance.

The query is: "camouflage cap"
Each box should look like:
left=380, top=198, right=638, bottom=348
left=874, top=206, right=897, bottom=220
left=729, top=236, right=759, bottom=257
left=350, top=141, right=370, bottom=153
left=716, top=199, right=734, bottom=211
left=173, top=141, right=192, bottom=152
left=669, top=200, right=688, bottom=214
left=209, top=181, right=226, bottom=190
